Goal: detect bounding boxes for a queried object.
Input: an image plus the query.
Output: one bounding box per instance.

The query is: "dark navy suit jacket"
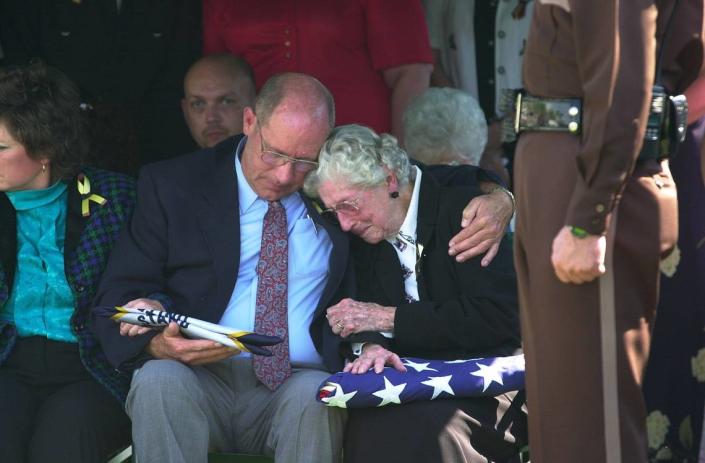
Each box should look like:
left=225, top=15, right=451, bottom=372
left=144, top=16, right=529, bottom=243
left=91, top=135, right=354, bottom=373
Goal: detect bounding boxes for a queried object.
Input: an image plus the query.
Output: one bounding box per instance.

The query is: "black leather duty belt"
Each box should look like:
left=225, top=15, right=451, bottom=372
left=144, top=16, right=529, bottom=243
left=500, top=88, right=688, bottom=162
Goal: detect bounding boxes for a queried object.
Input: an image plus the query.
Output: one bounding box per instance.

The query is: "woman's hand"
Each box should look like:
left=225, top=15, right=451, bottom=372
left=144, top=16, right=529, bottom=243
left=326, top=298, right=396, bottom=337
left=118, top=297, right=165, bottom=336
left=344, top=344, right=407, bottom=374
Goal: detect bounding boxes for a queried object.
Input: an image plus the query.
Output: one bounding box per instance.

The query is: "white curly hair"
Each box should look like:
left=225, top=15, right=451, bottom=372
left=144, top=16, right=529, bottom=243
left=303, top=124, right=411, bottom=198
left=403, top=87, right=487, bottom=166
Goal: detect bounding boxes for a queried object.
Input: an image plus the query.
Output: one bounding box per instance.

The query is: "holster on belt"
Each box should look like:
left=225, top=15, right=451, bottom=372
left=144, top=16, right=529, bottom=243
left=639, top=84, right=688, bottom=162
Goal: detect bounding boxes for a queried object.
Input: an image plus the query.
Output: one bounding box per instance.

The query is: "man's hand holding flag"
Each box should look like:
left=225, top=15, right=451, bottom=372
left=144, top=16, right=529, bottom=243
left=96, top=305, right=282, bottom=356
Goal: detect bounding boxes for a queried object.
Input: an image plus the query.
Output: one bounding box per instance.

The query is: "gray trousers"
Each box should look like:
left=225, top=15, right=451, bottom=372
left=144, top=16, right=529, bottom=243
left=125, top=357, right=346, bottom=463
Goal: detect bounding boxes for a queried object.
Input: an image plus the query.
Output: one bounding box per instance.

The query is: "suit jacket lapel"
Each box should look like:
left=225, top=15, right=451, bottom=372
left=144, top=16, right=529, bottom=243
left=65, top=173, right=90, bottom=261
left=197, top=138, right=241, bottom=309
left=303, top=196, right=350, bottom=317
left=410, top=173, right=440, bottom=302
left=0, top=194, right=16, bottom=292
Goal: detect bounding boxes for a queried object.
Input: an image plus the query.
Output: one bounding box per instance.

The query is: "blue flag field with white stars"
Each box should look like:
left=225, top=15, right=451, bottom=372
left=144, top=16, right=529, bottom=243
left=317, top=354, right=525, bottom=408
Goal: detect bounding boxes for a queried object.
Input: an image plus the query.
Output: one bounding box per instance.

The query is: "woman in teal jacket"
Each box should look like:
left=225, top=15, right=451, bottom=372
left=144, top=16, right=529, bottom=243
left=0, top=62, right=135, bottom=462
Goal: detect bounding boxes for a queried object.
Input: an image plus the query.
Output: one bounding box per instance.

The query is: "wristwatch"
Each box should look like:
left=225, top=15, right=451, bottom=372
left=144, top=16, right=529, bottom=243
left=502, top=187, right=516, bottom=215
left=487, top=184, right=516, bottom=215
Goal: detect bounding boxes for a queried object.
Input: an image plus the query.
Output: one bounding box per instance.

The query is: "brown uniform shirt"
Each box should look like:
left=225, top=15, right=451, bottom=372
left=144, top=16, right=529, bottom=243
left=523, top=0, right=704, bottom=234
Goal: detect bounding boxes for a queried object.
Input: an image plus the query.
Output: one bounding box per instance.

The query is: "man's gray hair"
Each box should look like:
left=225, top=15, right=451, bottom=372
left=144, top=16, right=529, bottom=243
left=403, top=87, right=487, bottom=165
left=304, top=124, right=410, bottom=198
left=255, top=72, right=335, bottom=128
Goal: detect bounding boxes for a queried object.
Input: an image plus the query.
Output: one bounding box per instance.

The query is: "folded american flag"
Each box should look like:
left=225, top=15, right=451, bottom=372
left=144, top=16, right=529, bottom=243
left=96, top=306, right=282, bottom=356
left=317, top=354, right=525, bottom=408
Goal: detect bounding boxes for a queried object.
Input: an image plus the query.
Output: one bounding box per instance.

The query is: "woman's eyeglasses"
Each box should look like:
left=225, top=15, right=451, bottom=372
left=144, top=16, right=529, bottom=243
left=320, top=198, right=361, bottom=217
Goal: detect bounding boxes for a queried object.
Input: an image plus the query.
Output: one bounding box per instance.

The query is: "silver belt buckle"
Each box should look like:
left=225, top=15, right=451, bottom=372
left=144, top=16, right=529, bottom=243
left=518, top=95, right=582, bottom=135
left=499, top=89, right=522, bottom=143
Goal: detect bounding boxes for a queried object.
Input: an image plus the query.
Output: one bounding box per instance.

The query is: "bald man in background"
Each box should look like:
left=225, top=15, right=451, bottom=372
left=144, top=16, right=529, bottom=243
left=182, top=54, right=257, bottom=148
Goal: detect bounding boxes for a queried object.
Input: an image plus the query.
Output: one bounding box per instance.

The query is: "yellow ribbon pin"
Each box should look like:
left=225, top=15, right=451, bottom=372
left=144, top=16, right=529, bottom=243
left=77, top=174, right=107, bottom=217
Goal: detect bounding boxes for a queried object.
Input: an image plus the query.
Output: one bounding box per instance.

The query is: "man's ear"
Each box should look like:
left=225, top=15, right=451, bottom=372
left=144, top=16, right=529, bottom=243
left=242, top=106, right=257, bottom=136
left=180, top=98, right=188, bottom=118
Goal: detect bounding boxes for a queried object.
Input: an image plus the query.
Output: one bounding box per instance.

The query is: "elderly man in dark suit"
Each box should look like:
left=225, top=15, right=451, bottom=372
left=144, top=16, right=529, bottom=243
left=93, top=73, right=350, bottom=463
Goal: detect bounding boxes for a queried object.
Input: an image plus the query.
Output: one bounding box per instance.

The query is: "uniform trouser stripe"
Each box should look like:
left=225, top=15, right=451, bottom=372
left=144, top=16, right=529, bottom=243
left=599, top=210, right=621, bottom=463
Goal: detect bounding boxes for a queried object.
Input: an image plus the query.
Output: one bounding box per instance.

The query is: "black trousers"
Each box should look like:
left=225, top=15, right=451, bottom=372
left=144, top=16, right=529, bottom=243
left=344, top=391, right=528, bottom=463
left=0, top=337, right=131, bottom=463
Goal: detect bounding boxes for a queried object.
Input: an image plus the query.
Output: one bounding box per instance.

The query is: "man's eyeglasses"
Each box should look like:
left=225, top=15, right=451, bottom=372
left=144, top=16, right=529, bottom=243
left=259, top=128, right=319, bottom=173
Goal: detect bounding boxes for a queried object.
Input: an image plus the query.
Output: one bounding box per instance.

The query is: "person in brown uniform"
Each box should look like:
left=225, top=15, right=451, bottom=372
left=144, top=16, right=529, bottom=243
left=512, top=0, right=704, bottom=461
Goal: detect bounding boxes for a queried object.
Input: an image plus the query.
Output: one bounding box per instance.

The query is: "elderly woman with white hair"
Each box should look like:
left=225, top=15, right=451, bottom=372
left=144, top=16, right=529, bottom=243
left=303, top=124, right=526, bottom=463
left=404, top=87, right=510, bottom=186
left=404, top=87, right=488, bottom=166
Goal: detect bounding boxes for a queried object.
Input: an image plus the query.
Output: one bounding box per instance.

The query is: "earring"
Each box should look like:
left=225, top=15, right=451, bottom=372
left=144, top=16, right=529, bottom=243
left=389, top=191, right=399, bottom=199
left=41, top=163, right=46, bottom=173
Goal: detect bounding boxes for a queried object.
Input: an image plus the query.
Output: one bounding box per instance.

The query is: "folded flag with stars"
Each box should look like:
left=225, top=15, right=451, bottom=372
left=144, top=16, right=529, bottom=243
left=317, top=354, right=525, bottom=408
left=96, top=306, right=282, bottom=356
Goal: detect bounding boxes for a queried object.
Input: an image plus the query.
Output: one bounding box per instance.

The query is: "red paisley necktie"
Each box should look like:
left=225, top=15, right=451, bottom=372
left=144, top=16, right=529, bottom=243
left=253, top=201, right=291, bottom=390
